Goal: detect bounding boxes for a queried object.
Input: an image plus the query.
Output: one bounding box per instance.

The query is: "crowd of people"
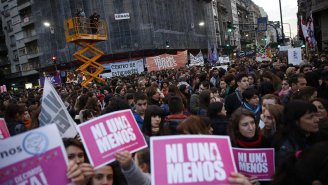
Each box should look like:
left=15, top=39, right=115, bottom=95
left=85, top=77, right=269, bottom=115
left=1, top=53, right=328, bottom=185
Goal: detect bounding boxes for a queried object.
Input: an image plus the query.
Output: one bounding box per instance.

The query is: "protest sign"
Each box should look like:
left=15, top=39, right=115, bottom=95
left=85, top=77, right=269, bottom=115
left=279, top=45, right=291, bottom=52
left=288, top=47, right=302, bottom=65
left=232, top=148, right=275, bottom=181
left=39, top=78, right=78, bottom=138
left=0, top=85, right=7, bottom=93
left=99, top=72, right=113, bottom=79
left=39, top=75, right=62, bottom=87
left=189, top=51, right=204, bottom=66
left=0, top=118, right=10, bottom=139
left=77, top=109, right=147, bottom=169
left=110, top=59, right=144, bottom=77
left=151, top=135, right=237, bottom=185
left=0, top=124, right=70, bottom=185
left=146, top=50, right=187, bottom=72
left=218, top=57, right=230, bottom=63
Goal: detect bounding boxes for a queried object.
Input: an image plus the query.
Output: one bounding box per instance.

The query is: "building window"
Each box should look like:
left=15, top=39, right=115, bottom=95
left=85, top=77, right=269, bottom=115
left=18, top=47, right=27, bottom=56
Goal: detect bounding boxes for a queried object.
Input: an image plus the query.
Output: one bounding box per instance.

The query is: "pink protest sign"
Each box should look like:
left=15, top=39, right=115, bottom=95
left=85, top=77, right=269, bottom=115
left=151, top=135, right=237, bottom=185
left=0, top=124, right=70, bottom=185
left=0, top=118, right=10, bottom=139
left=78, top=109, right=147, bottom=168
left=232, top=148, right=275, bottom=181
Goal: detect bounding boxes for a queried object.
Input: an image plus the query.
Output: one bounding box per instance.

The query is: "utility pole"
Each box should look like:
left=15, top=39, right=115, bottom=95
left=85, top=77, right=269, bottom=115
left=279, top=0, right=285, bottom=45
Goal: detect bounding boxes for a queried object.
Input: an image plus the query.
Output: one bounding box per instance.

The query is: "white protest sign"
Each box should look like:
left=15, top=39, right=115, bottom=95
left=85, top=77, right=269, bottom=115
left=219, top=57, right=230, bottom=63
left=288, top=47, right=302, bottom=65
left=110, top=59, right=144, bottom=77
left=190, top=51, right=204, bottom=66
left=279, top=45, right=291, bottom=51
left=39, top=78, right=78, bottom=138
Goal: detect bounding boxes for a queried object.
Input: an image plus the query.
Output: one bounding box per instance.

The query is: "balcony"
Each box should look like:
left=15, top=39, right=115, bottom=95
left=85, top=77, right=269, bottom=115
left=7, top=72, right=22, bottom=79
left=22, top=70, right=38, bottom=76
left=24, top=34, right=38, bottom=44
left=26, top=52, right=41, bottom=60
left=21, top=16, right=35, bottom=27
left=17, top=0, right=31, bottom=10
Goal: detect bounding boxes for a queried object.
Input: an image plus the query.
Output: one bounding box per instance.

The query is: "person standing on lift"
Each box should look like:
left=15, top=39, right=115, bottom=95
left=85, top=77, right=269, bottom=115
left=89, top=12, right=100, bottom=34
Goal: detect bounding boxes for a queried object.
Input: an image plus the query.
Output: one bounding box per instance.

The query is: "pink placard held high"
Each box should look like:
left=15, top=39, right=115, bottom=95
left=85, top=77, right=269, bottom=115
left=151, top=135, right=237, bottom=185
left=78, top=109, right=147, bottom=169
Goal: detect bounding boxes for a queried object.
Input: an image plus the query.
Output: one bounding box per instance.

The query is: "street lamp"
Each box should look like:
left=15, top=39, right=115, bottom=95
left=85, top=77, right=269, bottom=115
left=43, top=21, right=51, bottom=27
left=199, top=21, right=205, bottom=26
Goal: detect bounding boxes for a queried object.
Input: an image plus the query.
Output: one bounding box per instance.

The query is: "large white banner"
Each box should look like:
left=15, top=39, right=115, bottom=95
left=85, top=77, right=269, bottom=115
left=288, top=48, right=302, bottom=66
left=189, top=51, right=204, bottom=66
left=39, top=79, right=78, bottom=138
left=104, top=59, right=144, bottom=77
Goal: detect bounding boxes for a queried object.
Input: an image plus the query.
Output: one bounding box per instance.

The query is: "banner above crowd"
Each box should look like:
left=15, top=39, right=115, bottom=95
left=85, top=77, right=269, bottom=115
left=145, top=51, right=187, bottom=72
left=101, top=59, right=144, bottom=78
left=189, top=51, right=204, bottom=66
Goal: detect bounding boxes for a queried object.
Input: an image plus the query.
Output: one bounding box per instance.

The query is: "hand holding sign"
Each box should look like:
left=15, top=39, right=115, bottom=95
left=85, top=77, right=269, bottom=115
left=67, top=161, right=86, bottom=185
left=115, top=151, right=133, bottom=171
left=228, top=172, right=252, bottom=185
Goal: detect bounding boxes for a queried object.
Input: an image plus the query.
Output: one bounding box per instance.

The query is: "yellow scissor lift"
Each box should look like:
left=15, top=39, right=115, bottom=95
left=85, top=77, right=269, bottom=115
left=64, top=17, right=108, bottom=87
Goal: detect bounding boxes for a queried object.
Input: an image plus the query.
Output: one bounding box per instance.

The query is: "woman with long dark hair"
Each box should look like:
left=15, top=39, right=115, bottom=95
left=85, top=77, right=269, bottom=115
left=207, top=102, right=228, bottom=135
left=272, top=100, right=320, bottom=165
left=142, top=105, right=164, bottom=137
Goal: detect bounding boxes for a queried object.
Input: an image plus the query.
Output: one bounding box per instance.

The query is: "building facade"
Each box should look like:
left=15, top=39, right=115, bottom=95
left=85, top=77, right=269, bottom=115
left=0, top=0, right=217, bottom=87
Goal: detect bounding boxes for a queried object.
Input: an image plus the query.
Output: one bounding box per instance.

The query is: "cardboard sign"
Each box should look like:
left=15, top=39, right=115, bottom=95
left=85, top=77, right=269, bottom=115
left=218, top=57, right=230, bottom=63
left=0, top=124, right=70, bottom=185
left=0, top=118, right=10, bottom=139
left=39, top=78, right=78, bottom=138
left=232, top=148, right=275, bottom=181
left=146, top=51, right=187, bottom=72
left=151, top=135, right=237, bottom=185
left=78, top=109, right=147, bottom=169
left=288, top=47, right=302, bottom=65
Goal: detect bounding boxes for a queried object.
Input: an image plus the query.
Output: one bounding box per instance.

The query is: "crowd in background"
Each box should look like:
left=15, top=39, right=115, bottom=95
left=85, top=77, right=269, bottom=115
left=1, top=53, right=328, bottom=185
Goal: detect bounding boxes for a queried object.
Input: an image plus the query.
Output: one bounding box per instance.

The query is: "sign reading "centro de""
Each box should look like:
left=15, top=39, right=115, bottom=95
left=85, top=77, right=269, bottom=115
left=114, top=13, right=130, bottom=20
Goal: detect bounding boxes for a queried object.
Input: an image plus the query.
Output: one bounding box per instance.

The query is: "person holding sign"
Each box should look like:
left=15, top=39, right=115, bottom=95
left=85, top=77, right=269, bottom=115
left=228, top=108, right=268, bottom=148
left=228, top=108, right=270, bottom=185
left=63, top=138, right=95, bottom=184
left=115, top=150, right=151, bottom=185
